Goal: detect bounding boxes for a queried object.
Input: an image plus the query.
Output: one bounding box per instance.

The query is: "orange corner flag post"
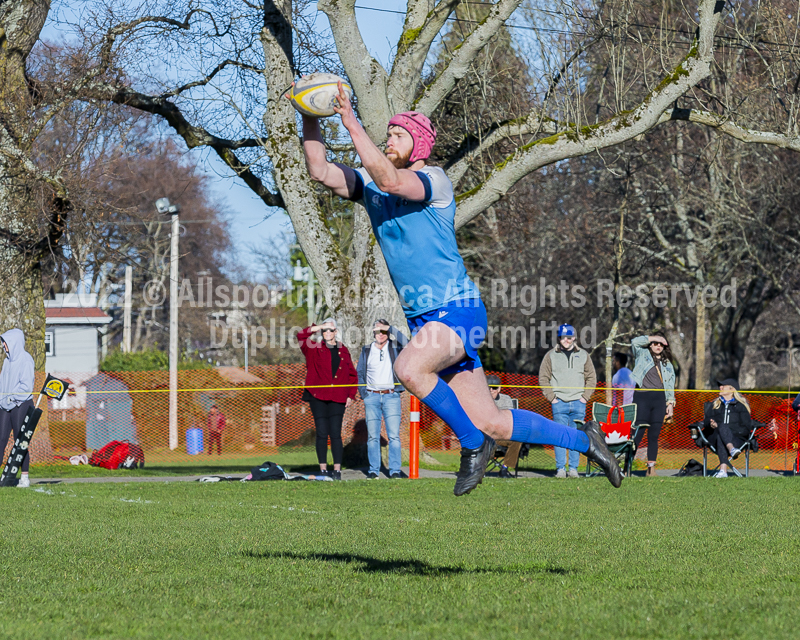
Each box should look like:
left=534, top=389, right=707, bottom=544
left=409, top=395, right=420, bottom=479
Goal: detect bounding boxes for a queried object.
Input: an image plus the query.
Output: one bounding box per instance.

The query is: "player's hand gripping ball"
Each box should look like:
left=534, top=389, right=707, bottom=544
left=288, top=73, right=353, bottom=118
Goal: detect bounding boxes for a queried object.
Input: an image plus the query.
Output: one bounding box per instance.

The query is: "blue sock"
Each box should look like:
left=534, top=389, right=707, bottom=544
left=510, top=409, right=589, bottom=453
left=420, top=379, right=485, bottom=449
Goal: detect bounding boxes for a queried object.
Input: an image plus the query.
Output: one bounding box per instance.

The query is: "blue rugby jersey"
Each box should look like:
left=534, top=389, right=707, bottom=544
left=353, top=166, right=480, bottom=317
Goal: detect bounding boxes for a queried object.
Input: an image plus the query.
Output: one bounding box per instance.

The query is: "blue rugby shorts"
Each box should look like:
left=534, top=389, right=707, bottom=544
left=406, top=297, right=487, bottom=377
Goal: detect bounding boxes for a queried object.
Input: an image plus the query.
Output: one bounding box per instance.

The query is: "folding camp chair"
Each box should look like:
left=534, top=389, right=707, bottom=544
left=688, top=402, right=762, bottom=478
left=487, top=398, right=522, bottom=476
left=584, top=403, right=643, bottom=478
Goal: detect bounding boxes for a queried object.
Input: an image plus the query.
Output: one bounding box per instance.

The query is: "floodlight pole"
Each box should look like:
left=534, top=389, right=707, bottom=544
left=123, top=265, right=132, bottom=353
left=244, top=324, right=248, bottom=373
left=169, top=209, right=179, bottom=450
left=156, top=197, right=181, bottom=451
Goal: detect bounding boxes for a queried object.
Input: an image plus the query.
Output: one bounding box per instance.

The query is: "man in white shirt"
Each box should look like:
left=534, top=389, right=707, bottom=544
left=356, top=320, right=408, bottom=478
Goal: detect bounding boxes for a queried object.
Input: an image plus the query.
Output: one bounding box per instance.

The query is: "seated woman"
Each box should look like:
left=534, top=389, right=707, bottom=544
left=703, top=378, right=752, bottom=478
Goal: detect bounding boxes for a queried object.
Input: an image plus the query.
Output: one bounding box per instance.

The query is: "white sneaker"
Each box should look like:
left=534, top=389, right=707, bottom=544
left=555, top=468, right=567, bottom=479
left=568, top=468, right=580, bottom=478
left=713, top=470, right=728, bottom=478
left=17, top=475, right=30, bottom=488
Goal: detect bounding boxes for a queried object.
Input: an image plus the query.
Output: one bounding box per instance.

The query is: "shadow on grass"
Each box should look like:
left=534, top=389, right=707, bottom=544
left=32, top=464, right=257, bottom=478
left=244, top=550, right=572, bottom=576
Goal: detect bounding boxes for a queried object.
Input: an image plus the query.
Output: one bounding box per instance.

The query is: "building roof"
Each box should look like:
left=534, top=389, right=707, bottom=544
left=45, top=307, right=112, bottom=325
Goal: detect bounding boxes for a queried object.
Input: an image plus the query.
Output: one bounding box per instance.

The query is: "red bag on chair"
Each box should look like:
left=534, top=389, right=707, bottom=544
left=601, top=406, right=633, bottom=445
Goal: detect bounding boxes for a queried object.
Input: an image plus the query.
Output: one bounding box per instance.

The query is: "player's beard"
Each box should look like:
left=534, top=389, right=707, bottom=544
left=386, top=147, right=413, bottom=169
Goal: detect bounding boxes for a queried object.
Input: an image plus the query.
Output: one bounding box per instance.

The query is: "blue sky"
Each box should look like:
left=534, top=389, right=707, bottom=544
left=41, top=1, right=405, bottom=281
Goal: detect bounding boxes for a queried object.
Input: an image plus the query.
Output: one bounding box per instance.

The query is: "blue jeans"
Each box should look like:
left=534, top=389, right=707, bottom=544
left=363, top=391, right=402, bottom=475
left=552, top=399, right=586, bottom=470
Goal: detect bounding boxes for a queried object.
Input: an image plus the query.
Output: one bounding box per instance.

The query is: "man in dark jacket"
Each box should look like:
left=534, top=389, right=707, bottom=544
left=356, top=320, right=408, bottom=478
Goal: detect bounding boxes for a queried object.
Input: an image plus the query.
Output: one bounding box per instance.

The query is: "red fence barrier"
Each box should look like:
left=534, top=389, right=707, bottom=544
left=3, top=366, right=797, bottom=472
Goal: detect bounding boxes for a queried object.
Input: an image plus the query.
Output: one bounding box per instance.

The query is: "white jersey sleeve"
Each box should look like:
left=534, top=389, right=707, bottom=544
left=418, top=166, right=454, bottom=208
left=355, top=167, right=373, bottom=186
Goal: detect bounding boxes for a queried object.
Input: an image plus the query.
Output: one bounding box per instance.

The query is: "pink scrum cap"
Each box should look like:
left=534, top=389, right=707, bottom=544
left=387, top=111, right=437, bottom=163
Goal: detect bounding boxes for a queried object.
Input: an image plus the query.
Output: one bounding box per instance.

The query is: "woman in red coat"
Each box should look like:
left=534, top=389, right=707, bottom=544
left=297, top=317, right=358, bottom=480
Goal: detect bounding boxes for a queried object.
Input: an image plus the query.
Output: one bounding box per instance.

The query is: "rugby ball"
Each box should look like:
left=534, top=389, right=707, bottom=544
left=289, top=73, right=352, bottom=118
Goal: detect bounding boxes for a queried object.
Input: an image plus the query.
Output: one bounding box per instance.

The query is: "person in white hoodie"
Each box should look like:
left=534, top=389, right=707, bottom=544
left=0, top=328, right=35, bottom=488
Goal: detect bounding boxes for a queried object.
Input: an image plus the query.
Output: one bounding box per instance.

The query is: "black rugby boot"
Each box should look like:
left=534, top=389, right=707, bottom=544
left=453, top=435, right=496, bottom=496
left=578, top=421, right=622, bottom=488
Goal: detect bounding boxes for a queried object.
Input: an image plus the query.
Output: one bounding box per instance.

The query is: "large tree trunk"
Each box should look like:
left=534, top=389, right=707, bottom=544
left=260, top=2, right=405, bottom=345
left=0, top=0, right=54, bottom=462
left=0, top=0, right=50, bottom=361
left=708, top=276, right=779, bottom=382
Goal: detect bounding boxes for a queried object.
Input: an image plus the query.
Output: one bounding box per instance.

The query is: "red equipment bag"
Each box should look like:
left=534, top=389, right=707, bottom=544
left=89, top=440, right=145, bottom=470
left=600, top=405, right=634, bottom=445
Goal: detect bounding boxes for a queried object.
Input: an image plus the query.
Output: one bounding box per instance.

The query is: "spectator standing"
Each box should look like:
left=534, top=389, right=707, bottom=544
left=703, top=379, right=752, bottom=478
left=539, top=324, right=597, bottom=478
left=206, top=405, right=226, bottom=456
left=356, top=319, right=408, bottom=478
left=612, top=352, right=636, bottom=406
left=0, top=329, right=35, bottom=488
left=297, top=318, right=358, bottom=480
left=487, top=374, right=519, bottom=478
left=630, top=332, right=676, bottom=477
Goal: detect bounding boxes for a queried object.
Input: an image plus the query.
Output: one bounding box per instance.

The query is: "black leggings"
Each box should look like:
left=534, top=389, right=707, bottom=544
left=0, top=399, right=35, bottom=473
left=706, top=423, right=746, bottom=467
left=633, top=389, right=666, bottom=462
left=307, top=396, right=346, bottom=466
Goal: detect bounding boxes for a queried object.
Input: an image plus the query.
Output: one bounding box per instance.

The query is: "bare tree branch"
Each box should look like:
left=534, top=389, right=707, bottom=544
left=663, top=107, right=800, bottom=152
left=387, top=0, right=461, bottom=111
left=445, top=113, right=557, bottom=186
left=79, top=82, right=281, bottom=208
left=318, top=0, right=391, bottom=141
left=414, top=0, right=523, bottom=115
left=453, top=0, right=724, bottom=230
left=159, top=59, right=264, bottom=99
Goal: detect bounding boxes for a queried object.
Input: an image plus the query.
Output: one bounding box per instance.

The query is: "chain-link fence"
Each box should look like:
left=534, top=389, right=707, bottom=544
left=4, top=366, right=798, bottom=471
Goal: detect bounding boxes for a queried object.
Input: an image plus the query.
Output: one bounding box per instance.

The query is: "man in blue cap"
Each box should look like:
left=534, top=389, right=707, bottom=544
left=539, top=324, right=597, bottom=478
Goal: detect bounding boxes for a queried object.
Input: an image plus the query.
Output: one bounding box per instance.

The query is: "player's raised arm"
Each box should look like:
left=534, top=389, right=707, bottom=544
left=332, top=83, right=428, bottom=202
left=300, top=111, right=359, bottom=199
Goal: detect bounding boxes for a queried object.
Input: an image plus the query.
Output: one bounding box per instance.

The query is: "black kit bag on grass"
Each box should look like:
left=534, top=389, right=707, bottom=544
left=119, top=443, right=145, bottom=470
left=677, top=459, right=704, bottom=477
left=250, top=461, right=288, bottom=481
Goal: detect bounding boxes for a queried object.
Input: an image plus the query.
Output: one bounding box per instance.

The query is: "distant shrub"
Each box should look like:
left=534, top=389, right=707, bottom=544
left=100, top=349, right=210, bottom=372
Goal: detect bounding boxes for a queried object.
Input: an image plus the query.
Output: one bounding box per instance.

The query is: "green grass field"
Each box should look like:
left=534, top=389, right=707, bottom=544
left=1, top=477, right=799, bottom=639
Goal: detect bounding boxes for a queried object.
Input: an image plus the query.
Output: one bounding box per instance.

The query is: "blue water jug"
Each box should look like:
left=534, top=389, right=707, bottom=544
left=186, top=428, right=204, bottom=455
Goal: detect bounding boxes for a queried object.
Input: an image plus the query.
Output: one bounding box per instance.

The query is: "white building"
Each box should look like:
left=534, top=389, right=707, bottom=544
left=44, top=293, right=112, bottom=376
